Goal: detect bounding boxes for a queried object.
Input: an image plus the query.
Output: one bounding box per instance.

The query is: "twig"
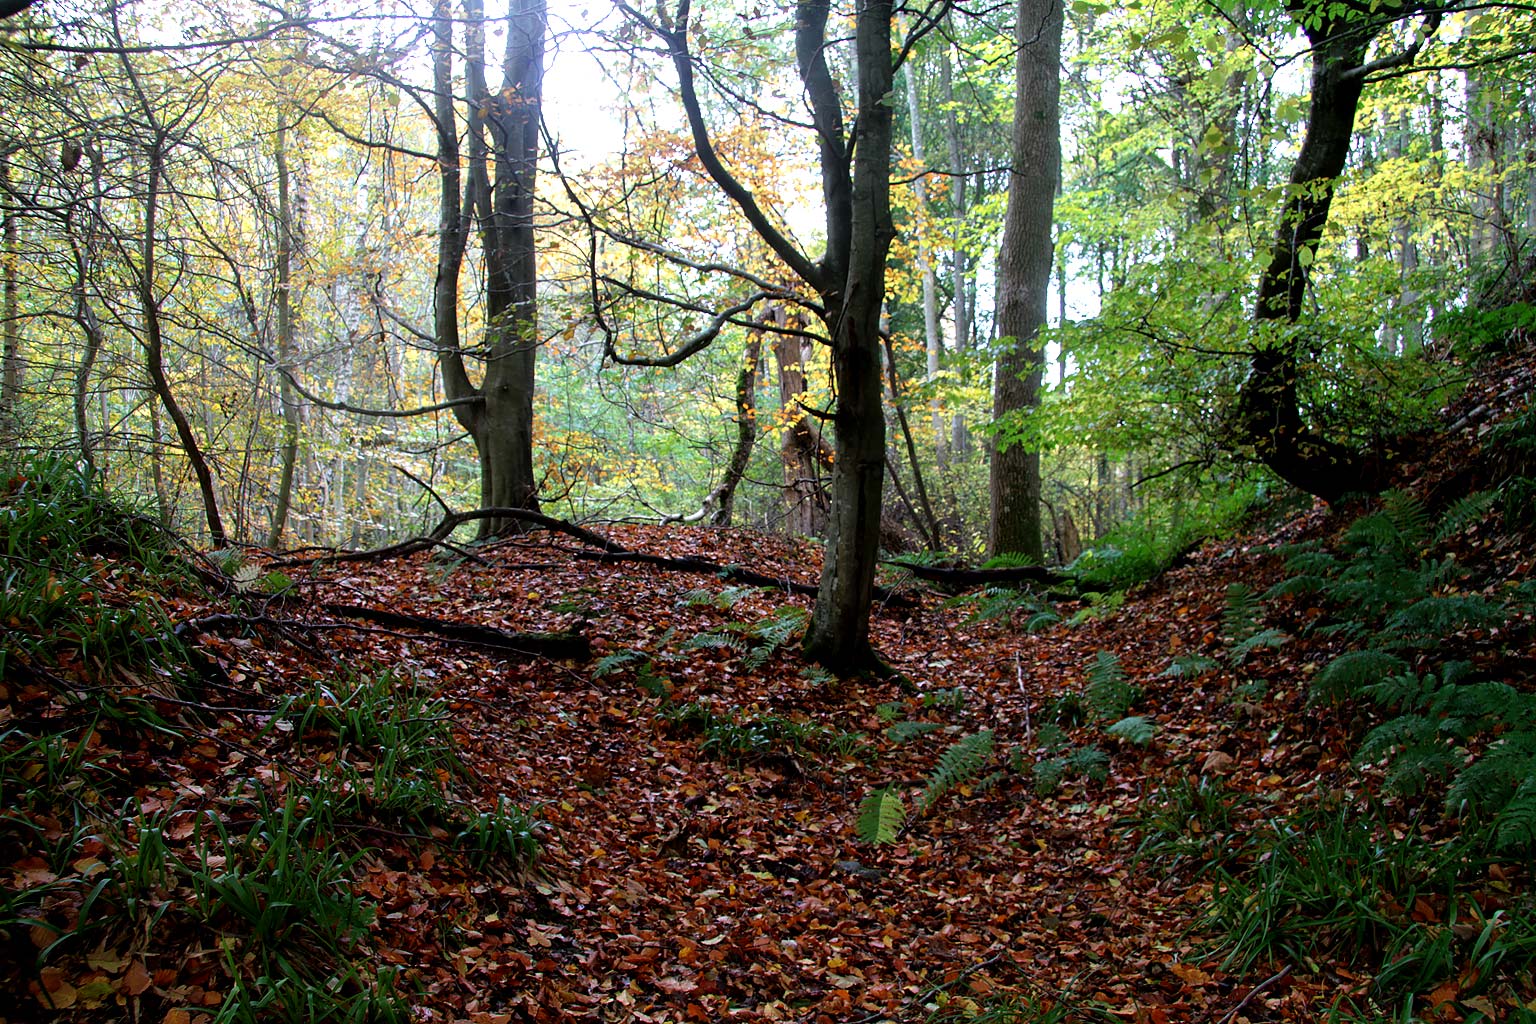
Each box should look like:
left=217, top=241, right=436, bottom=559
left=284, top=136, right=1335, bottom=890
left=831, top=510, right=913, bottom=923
left=1217, top=965, right=1292, bottom=1024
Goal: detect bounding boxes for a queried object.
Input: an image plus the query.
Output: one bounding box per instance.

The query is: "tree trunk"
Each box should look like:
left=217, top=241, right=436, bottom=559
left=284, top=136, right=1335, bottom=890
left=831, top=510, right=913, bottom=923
left=938, top=27, right=972, bottom=458
left=988, top=0, right=1061, bottom=562
left=903, top=57, right=945, bottom=462
left=0, top=153, right=19, bottom=440
left=709, top=329, right=761, bottom=526
left=1235, top=5, right=1438, bottom=502
left=774, top=330, right=830, bottom=538
left=432, top=0, right=544, bottom=538
left=268, top=121, right=302, bottom=549
left=138, top=138, right=226, bottom=544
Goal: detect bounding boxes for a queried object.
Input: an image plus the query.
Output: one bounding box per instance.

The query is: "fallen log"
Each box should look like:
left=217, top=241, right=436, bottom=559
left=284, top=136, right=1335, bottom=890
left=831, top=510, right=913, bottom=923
left=322, top=603, right=591, bottom=661
left=571, top=550, right=916, bottom=608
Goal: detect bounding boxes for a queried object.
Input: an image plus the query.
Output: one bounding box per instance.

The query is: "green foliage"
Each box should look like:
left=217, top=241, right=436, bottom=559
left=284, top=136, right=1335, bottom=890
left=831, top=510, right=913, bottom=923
left=454, top=794, right=541, bottom=870
left=886, top=721, right=944, bottom=742
left=1028, top=745, right=1110, bottom=796
left=1085, top=650, right=1140, bottom=722
left=182, top=792, right=409, bottom=1024
left=944, top=585, right=1051, bottom=626
left=1204, top=803, right=1536, bottom=1006
left=921, top=687, right=968, bottom=711
left=1104, top=715, right=1156, bottom=746
left=1222, top=583, right=1290, bottom=664
left=0, top=456, right=192, bottom=684
left=855, top=787, right=906, bottom=845
left=917, top=730, right=995, bottom=815
left=1161, top=654, right=1220, bottom=678
left=1133, top=776, right=1250, bottom=873
left=662, top=700, right=824, bottom=765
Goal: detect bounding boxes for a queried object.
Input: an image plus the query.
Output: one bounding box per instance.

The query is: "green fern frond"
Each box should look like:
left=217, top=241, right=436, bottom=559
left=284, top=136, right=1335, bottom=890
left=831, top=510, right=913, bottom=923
left=1086, top=650, right=1140, bottom=721
left=1361, top=671, right=1444, bottom=712
left=680, top=588, right=715, bottom=608
left=886, top=721, right=943, bottom=742
left=918, top=730, right=994, bottom=814
left=1311, top=649, right=1409, bottom=702
left=1434, top=490, right=1500, bottom=544
left=1384, top=595, right=1505, bottom=640
left=1229, top=627, right=1288, bottom=665
left=1025, top=608, right=1063, bottom=632
left=1380, top=744, right=1460, bottom=797
left=1444, top=680, right=1533, bottom=732
left=1161, top=654, right=1221, bottom=678
left=1493, top=776, right=1536, bottom=852
left=1382, top=489, right=1432, bottom=549
left=1105, top=715, right=1157, bottom=746
left=1264, top=575, right=1326, bottom=600
left=1446, top=734, right=1536, bottom=819
left=855, top=786, right=906, bottom=844
left=593, top=649, right=647, bottom=677
left=680, top=631, right=741, bottom=652
left=739, top=646, right=773, bottom=671
left=1222, top=583, right=1262, bottom=644
left=1355, top=714, right=1439, bottom=765
left=1280, top=549, right=1338, bottom=577
left=1066, top=745, right=1110, bottom=782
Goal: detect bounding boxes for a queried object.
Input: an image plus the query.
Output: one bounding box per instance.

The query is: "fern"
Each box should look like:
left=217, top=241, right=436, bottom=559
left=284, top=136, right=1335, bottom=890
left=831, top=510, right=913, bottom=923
left=1229, top=627, right=1289, bottom=665
left=855, top=787, right=906, bottom=844
left=886, top=721, right=942, bottom=743
left=1493, top=776, right=1536, bottom=852
left=1311, top=649, right=1409, bottom=702
left=1104, top=715, right=1157, bottom=746
left=1162, top=654, right=1220, bottom=678
left=680, top=631, right=740, bottom=652
left=1086, top=650, right=1140, bottom=721
left=1382, top=489, right=1432, bottom=550
left=1033, top=744, right=1111, bottom=794
left=1445, top=733, right=1536, bottom=821
left=593, top=648, right=647, bottom=677
left=1384, top=595, right=1505, bottom=641
left=1025, top=608, right=1063, bottom=632
left=917, top=730, right=994, bottom=815
left=1434, top=490, right=1499, bottom=544
left=1222, top=583, right=1262, bottom=644
left=799, top=666, right=837, bottom=687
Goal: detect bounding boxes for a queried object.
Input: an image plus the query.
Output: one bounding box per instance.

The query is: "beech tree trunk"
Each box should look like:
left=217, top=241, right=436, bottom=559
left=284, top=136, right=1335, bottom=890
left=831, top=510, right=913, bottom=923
left=988, top=0, right=1061, bottom=562
left=432, top=0, right=544, bottom=538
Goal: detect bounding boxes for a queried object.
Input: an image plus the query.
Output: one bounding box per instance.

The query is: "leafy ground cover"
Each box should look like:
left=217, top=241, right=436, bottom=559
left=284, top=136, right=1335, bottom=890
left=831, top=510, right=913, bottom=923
left=2, top=349, right=1534, bottom=1023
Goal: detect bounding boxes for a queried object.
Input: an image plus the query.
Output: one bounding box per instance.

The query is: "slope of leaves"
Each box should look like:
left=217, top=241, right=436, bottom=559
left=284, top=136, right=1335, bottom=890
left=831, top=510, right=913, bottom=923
left=2, top=348, right=1534, bottom=1023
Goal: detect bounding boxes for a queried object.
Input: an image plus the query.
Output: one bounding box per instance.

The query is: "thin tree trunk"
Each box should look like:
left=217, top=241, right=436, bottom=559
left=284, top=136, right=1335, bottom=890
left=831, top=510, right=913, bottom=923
left=137, top=139, right=226, bottom=544
left=903, top=57, right=945, bottom=463
left=939, top=26, right=971, bottom=458
left=709, top=329, right=761, bottom=526
left=268, top=121, right=302, bottom=549
left=0, top=153, right=20, bottom=439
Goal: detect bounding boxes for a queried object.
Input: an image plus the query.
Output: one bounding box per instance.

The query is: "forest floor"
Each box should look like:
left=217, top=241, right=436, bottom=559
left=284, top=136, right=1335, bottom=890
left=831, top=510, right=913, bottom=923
left=3, top=347, right=1535, bottom=1024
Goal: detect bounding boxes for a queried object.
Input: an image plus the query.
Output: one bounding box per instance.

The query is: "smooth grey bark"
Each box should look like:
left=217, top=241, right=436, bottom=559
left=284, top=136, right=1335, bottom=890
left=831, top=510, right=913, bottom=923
left=938, top=27, right=972, bottom=457
left=432, top=0, right=545, bottom=538
left=988, top=0, right=1061, bottom=561
left=903, top=59, right=944, bottom=461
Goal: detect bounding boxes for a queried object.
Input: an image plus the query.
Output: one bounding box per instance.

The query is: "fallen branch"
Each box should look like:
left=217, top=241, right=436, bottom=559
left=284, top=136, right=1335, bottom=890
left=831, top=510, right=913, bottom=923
left=884, top=560, right=1067, bottom=588
left=1217, top=964, right=1292, bottom=1024
left=322, top=603, right=591, bottom=662
left=571, top=549, right=916, bottom=608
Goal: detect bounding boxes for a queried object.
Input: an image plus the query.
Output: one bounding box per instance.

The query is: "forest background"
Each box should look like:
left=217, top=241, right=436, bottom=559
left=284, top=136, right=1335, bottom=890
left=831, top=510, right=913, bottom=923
left=0, top=0, right=1533, bottom=594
